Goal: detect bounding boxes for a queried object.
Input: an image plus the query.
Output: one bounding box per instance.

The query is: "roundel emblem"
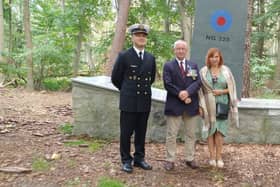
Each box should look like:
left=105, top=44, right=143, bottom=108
left=210, top=10, right=232, bottom=32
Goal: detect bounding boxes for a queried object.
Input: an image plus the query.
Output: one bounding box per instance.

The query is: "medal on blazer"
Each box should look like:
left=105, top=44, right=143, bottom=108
left=186, top=65, right=198, bottom=80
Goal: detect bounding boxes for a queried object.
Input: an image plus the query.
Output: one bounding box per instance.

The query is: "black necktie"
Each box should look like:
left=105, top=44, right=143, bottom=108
left=139, top=51, right=143, bottom=60
left=180, top=61, right=185, bottom=76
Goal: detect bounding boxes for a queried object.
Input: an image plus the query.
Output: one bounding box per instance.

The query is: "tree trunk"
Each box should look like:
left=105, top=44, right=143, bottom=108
left=242, top=0, right=253, bottom=98
left=0, top=0, right=4, bottom=63
left=23, top=0, right=34, bottom=90
left=164, top=19, right=170, bottom=33
left=272, top=19, right=280, bottom=89
left=73, top=27, right=83, bottom=77
left=105, top=0, right=130, bottom=76
left=256, top=0, right=265, bottom=59
left=85, top=42, right=94, bottom=75
left=164, top=0, right=170, bottom=33
left=8, top=0, right=12, bottom=64
left=178, top=0, right=192, bottom=59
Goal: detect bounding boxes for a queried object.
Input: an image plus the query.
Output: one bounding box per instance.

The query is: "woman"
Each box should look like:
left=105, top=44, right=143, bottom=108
left=199, top=48, right=239, bottom=168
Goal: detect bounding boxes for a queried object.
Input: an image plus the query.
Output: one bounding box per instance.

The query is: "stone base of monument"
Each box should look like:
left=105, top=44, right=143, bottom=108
left=72, top=76, right=280, bottom=144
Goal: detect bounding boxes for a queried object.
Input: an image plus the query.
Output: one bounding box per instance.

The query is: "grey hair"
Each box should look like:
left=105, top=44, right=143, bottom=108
left=173, top=40, right=187, bottom=49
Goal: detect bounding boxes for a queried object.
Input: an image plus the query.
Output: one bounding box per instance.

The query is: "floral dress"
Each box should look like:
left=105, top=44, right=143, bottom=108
left=206, top=70, right=229, bottom=136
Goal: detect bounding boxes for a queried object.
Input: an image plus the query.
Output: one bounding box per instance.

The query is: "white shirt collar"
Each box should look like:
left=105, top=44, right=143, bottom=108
left=176, top=58, right=186, bottom=64
left=176, top=58, right=186, bottom=70
left=133, top=46, right=144, bottom=56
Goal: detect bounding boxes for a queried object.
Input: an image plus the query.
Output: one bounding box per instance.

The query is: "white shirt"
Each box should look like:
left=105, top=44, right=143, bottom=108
left=176, top=58, right=186, bottom=71
left=133, top=46, right=144, bottom=60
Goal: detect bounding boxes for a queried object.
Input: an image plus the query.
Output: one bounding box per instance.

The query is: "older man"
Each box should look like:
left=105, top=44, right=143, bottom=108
left=111, top=24, right=156, bottom=173
left=163, top=40, right=201, bottom=170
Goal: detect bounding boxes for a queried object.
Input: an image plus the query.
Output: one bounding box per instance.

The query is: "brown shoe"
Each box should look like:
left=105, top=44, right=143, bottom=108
left=185, top=160, right=198, bottom=169
left=163, top=161, right=174, bottom=171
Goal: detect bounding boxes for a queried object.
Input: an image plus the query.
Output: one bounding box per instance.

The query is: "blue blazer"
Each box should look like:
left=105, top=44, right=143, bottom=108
left=163, top=59, right=201, bottom=116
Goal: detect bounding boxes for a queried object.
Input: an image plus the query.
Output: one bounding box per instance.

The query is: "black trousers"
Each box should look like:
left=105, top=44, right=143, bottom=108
left=120, top=111, right=150, bottom=164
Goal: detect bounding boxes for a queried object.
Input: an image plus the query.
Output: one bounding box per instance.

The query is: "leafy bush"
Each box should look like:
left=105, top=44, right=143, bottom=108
left=42, top=77, right=71, bottom=91
left=250, top=56, right=275, bottom=89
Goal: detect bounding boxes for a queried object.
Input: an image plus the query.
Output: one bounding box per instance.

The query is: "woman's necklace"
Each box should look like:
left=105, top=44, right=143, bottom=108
left=210, top=67, right=220, bottom=77
left=210, top=67, right=220, bottom=84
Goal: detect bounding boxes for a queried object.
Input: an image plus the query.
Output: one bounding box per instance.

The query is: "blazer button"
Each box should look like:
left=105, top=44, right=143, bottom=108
left=137, top=84, right=140, bottom=87
left=144, top=92, right=147, bottom=95
left=137, top=91, right=140, bottom=95
left=138, top=77, right=141, bottom=80
left=129, top=76, right=132, bottom=80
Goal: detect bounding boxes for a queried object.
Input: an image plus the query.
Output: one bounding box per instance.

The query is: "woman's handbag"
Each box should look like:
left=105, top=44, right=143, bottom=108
left=216, top=103, right=229, bottom=119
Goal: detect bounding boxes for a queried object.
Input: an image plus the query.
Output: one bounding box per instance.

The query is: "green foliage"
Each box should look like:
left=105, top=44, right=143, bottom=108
left=146, top=31, right=181, bottom=74
left=250, top=56, right=275, bottom=88
left=97, top=177, right=125, bottom=187
left=42, top=77, right=71, bottom=91
left=153, top=79, right=164, bottom=89
left=252, top=87, right=280, bottom=99
left=32, top=157, right=50, bottom=172
left=2, top=0, right=279, bottom=98
left=58, top=123, right=73, bottom=135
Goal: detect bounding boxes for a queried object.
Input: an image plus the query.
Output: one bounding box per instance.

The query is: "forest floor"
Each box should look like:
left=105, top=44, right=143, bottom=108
left=0, top=88, right=280, bottom=187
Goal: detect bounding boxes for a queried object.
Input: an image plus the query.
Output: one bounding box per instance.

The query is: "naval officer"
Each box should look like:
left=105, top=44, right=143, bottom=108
left=111, top=23, right=156, bottom=173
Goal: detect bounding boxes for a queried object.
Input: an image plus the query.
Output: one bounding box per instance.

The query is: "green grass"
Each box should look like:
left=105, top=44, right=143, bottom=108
left=97, top=177, right=125, bottom=187
left=64, top=138, right=106, bottom=153
left=58, top=123, right=73, bottom=135
left=32, top=157, right=50, bottom=172
left=89, top=140, right=106, bottom=152
left=64, top=140, right=87, bottom=146
left=64, top=177, right=91, bottom=187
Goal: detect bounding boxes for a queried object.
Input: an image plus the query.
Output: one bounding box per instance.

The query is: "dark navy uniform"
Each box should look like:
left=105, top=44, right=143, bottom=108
left=111, top=47, right=156, bottom=165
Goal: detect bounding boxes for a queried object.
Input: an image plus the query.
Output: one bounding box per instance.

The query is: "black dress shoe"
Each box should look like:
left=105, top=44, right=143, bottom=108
left=122, top=162, right=133, bottom=173
left=185, top=160, right=199, bottom=169
left=134, top=161, right=152, bottom=170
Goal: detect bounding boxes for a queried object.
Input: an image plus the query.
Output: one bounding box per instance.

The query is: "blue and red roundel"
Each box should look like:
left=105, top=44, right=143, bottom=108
left=210, top=10, right=232, bottom=32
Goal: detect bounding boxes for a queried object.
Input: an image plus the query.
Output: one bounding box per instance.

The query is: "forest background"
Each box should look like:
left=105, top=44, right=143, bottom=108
left=0, top=0, right=279, bottom=98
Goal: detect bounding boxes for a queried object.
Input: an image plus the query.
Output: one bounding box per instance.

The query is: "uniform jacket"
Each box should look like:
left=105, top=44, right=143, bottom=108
left=163, top=59, right=201, bottom=116
left=111, top=47, right=156, bottom=112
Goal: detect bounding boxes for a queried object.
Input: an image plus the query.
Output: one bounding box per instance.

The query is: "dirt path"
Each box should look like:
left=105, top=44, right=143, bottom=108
left=0, top=88, right=280, bottom=187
